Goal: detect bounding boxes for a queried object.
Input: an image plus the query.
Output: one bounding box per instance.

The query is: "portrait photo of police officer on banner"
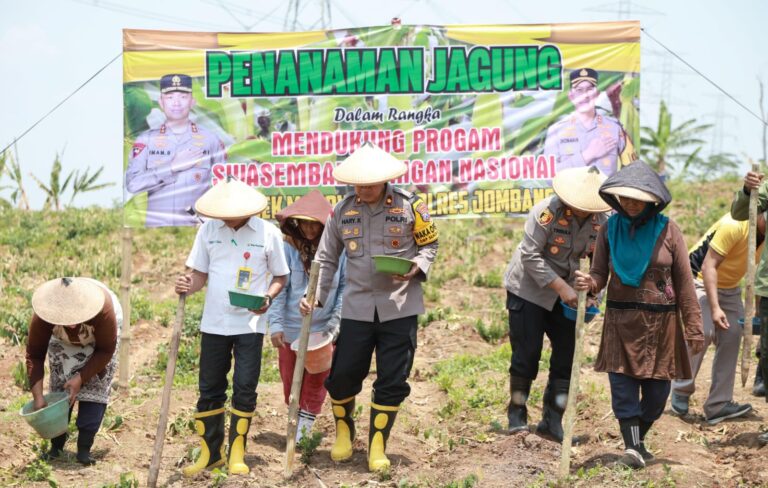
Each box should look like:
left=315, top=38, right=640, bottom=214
left=543, top=68, right=638, bottom=177
left=124, top=74, right=228, bottom=227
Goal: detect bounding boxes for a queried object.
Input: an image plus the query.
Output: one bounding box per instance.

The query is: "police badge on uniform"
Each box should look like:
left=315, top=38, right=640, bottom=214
left=131, top=142, right=146, bottom=158
left=538, top=208, right=554, bottom=226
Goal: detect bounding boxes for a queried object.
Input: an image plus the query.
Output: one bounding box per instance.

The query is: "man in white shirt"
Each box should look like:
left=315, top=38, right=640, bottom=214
left=174, top=177, right=288, bottom=476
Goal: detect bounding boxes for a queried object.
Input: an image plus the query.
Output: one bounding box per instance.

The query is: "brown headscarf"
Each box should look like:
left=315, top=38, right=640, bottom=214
left=275, top=190, right=334, bottom=273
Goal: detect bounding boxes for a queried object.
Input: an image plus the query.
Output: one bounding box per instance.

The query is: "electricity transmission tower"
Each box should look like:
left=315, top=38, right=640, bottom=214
left=283, top=0, right=333, bottom=31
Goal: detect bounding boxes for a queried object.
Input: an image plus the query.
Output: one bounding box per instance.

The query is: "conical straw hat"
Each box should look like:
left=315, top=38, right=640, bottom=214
left=31, top=277, right=105, bottom=325
left=552, top=166, right=612, bottom=213
left=194, top=176, right=268, bottom=219
left=333, top=141, right=407, bottom=185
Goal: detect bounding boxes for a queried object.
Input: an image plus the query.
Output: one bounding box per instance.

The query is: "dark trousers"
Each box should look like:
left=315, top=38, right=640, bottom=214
left=507, top=292, right=575, bottom=382
left=324, top=313, right=417, bottom=406
left=197, top=332, right=264, bottom=412
left=760, top=298, right=768, bottom=399
left=608, top=372, right=670, bottom=421
left=62, top=401, right=107, bottom=432
left=51, top=400, right=107, bottom=451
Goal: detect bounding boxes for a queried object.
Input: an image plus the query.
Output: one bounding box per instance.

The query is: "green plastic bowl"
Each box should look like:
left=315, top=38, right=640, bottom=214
left=19, top=391, right=70, bottom=439
left=373, top=255, right=414, bottom=275
left=228, top=290, right=266, bottom=309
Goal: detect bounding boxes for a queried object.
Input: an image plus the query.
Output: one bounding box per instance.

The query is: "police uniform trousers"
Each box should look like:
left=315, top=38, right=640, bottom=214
left=325, top=311, right=417, bottom=406
left=507, top=292, right=575, bottom=382
left=197, top=332, right=264, bottom=412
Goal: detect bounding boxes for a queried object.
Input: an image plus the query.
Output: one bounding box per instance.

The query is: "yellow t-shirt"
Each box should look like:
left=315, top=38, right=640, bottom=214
left=688, top=213, right=764, bottom=289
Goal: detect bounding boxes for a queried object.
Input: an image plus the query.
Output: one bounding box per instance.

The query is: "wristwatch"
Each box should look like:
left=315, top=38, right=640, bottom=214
left=264, top=294, right=273, bottom=307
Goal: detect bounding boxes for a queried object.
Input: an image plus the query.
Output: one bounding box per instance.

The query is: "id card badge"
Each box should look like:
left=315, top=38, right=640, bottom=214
left=235, top=267, right=252, bottom=290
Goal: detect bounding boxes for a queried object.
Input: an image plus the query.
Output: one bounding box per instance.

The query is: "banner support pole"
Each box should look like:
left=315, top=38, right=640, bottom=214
left=118, top=225, right=133, bottom=388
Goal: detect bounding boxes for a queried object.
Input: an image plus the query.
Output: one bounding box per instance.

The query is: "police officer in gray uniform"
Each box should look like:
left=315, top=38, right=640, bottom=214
left=503, top=166, right=610, bottom=442
left=544, top=68, right=637, bottom=177
left=302, top=141, right=438, bottom=472
left=126, top=74, right=226, bottom=227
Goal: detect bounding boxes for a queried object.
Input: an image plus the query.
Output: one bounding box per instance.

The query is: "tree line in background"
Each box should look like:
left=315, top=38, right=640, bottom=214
left=643, top=79, right=768, bottom=180
left=0, top=144, right=113, bottom=211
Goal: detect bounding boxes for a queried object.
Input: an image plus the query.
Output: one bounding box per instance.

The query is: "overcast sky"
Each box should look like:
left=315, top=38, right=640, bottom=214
left=1, top=0, right=766, bottom=208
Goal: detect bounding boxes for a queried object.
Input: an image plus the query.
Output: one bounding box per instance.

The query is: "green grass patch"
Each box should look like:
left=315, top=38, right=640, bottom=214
left=12, top=360, right=30, bottom=391
left=473, top=315, right=507, bottom=343
left=100, top=472, right=139, bottom=488
left=433, top=345, right=511, bottom=425
left=418, top=307, right=453, bottom=328
left=471, top=268, right=503, bottom=288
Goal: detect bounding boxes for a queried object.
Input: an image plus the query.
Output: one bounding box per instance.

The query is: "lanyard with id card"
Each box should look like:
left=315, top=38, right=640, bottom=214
left=235, top=251, right=252, bottom=290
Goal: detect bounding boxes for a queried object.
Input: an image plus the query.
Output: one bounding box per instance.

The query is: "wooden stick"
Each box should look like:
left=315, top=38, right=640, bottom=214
left=147, top=293, right=186, bottom=488
left=559, top=257, right=590, bottom=479
left=118, top=226, right=133, bottom=388
left=742, top=162, right=760, bottom=387
left=284, top=260, right=321, bottom=478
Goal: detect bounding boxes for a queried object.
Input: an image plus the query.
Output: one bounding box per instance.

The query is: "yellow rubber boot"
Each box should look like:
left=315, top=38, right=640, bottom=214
left=182, top=408, right=226, bottom=477
left=228, top=408, right=255, bottom=475
left=368, top=403, right=399, bottom=472
left=330, top=396, right=356, bottom=462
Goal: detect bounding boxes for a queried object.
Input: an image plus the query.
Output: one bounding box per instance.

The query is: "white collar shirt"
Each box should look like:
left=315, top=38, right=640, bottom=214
left=185, top=217, right=289, bottom=335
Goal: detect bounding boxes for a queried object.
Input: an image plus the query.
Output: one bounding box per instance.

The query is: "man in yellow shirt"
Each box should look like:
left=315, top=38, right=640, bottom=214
left=671, top=212, right=765, bottom=424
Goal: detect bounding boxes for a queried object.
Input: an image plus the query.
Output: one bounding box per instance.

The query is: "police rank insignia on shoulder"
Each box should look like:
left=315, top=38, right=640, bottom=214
left=538, top=208, right=554, bottom=226
left=411, top=197, right=438, bottom=246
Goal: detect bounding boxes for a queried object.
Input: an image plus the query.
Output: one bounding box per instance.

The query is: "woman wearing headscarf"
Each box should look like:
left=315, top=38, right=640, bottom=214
left=503, top=165, right=611, bottom=442
left=575, top=161, right=703, bottom=469
left=26, top=277, right=121, bottom=465
left=269, top=190, right=346, bottom=442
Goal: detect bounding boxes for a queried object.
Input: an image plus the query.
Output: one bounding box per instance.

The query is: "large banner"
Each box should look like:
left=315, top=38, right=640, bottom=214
left=123, top=22, right=640, bottom=227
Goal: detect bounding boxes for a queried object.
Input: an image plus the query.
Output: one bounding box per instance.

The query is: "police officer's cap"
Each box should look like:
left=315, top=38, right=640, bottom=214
left=570, top=68, right=598, bottom=87
left=160, top=74, right=193, bottom=93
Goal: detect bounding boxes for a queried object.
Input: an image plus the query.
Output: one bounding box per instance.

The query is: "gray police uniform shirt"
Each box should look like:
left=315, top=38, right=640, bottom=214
left=126, top=122, right=225, bottom=227
left=543, top=113, right=626, bottom=177
left=315, top=184, right=439, bottom=323
left=504, top=195, right=607, bottom=311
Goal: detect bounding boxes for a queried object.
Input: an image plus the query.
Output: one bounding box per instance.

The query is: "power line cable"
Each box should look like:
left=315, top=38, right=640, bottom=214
left=69, top=0, right=232, bottom=30
left=211, top=0, right=285, bottom=30
left=249, top=2, right=288, bottom=30
left=329, top=0, right=358, bottom=28
left=642, top=27, right=767, bottom=126
left=201, top=0, right=279, bottom=19
left=1, top=53, right=122, bottom=156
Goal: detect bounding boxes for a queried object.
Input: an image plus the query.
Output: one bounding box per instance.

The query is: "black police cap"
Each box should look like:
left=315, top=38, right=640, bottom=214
left=160, top=74, right=192, bottom=93
left=570, top=68, right=598, bottom=87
